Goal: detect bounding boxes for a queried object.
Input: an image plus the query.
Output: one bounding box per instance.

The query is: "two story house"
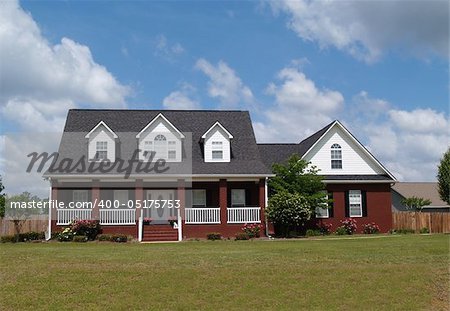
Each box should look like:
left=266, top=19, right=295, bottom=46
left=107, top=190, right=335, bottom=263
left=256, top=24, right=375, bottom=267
left=46, top=109, right=395, bottom=241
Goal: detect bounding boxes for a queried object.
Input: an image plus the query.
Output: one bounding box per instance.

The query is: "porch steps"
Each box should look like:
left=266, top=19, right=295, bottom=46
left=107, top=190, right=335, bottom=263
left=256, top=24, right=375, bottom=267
left=142, top=225, right=178, bottom=242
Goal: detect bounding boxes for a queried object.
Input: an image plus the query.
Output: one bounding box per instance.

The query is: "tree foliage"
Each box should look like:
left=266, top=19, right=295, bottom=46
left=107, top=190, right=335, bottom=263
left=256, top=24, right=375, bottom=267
left=401, top=196, right=432, bottom=212
left=437, top=148, right=450, bottom=205
left=266, top=154, right=327, bottom=236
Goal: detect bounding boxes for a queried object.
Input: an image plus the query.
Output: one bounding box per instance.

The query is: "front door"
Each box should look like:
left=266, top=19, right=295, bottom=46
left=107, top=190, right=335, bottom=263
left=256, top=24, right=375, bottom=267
left=145, top=190, right=177, bottom=225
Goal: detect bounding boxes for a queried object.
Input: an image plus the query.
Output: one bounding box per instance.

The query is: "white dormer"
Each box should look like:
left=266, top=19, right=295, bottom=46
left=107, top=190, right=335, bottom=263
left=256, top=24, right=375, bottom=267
left=202, top=122, right=233, bottom=162
left=85, top=121, right=118, bottom=162
left=136, top=113, right=184, bottom=162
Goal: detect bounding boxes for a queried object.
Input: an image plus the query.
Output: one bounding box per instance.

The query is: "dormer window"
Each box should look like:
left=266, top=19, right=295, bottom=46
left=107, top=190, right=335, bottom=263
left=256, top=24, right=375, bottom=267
left=211, top=141, right=223, bottom=159
left=95, top=141, right=108, bottom=160
left=331, top=143, right=342, bottom=169
left=202, top=122, right=233, bottom=163
left=136, top=113, right=184, bottom=162
left=85, top=121, right=118, bottom=162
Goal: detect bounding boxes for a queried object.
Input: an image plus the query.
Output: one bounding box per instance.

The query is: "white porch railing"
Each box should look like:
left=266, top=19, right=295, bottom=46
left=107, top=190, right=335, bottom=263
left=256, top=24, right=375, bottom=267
left=57, top=209, right=92, bottom=225
left=100, top=209, right=136, bottom=225
left=227, top=207, right=261, bottom=223
left=185, top=208, right=220, bottom=224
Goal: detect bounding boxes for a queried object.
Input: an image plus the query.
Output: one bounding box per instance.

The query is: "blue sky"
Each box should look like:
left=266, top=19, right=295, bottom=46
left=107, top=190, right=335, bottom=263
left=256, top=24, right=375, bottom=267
left=0, top=0, right=449, bottom=195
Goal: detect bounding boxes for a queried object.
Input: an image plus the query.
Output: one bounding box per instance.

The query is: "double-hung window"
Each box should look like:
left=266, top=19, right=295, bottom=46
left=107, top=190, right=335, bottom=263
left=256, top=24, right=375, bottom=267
left=192, top=189, right=206, bottom=207
left=212, top=141, right=223, bottom=160
left=168, top=141, right=176, bottom=160
left=349, top=190, right=363, bottom=217
left=231, top=189, right=245, bottom=207
left=96, top=141, right=108, bottom=160
left=331, top=143, right=342, bottom=169
left=315, top=193, right=329, bottom=218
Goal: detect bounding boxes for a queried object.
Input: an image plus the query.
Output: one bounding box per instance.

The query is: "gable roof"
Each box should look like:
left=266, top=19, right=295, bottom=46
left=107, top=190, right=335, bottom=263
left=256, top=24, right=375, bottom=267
left=392, top=182, right=449, bottom=207
left=201, top=121, right=234, bottom=139
left=257, top=120, right=395, bottom=181
left=136, top=113, right=185, bottom=139
left=84, top=121, right=118, bottom=139
left=55, top=109, right=271, bottom=176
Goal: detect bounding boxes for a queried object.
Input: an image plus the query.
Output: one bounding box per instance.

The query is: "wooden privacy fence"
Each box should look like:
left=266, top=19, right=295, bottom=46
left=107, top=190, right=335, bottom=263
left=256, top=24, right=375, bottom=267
left=392, top=212, right=450, bottom=233
left=0, top=215, right=48, bottom=236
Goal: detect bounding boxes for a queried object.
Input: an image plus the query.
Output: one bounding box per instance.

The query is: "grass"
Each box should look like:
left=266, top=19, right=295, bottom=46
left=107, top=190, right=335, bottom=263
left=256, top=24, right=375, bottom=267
left=0, top=234, right=448, bottom=310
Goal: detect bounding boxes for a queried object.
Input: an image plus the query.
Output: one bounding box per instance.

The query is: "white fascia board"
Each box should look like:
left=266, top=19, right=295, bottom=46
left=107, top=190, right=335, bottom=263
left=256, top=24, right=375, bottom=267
left=136, top=113, right=185, bottom=139
left=84, top=121, right=118, bottom=139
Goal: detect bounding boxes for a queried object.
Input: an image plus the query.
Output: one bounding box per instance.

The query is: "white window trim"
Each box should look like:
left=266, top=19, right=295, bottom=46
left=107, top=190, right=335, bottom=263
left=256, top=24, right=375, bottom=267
left=231, top=189, right=246, bottom=207
left=315, top=193, right=329, bottom=218
left=349, top=190, right=363, bottom=217
left=192, top=189, right=206, bottom=207
left=95, top=141, right=108, bottom=161
left=331, top=143, right=342, bottom=170
left=211, top=141, right=224, bottom=160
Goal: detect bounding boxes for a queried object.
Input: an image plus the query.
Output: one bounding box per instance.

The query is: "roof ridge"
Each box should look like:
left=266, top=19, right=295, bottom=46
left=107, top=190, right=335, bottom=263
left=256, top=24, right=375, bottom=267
left=69, top=108, right=249, bottom=112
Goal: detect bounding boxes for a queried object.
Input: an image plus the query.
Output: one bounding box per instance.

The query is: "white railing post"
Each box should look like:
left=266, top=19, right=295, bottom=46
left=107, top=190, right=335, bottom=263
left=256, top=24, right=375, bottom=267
left=138, top=216, right=143, bottom=242
left=177, top=208, right=182, bottom=241
left=185, top=208, right=221, bottom=224
left=227, top=207, right=261, bottom=223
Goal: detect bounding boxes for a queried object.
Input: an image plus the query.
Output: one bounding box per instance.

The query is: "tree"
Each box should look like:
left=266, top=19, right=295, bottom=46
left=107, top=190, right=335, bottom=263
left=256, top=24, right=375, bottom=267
left=0, top=176, right=5, bottom=218
left=401, top=196, right=432, bottom=212
left=437, top=148, right=450, bottom=205
left=266, top=154, right=327, bottom=237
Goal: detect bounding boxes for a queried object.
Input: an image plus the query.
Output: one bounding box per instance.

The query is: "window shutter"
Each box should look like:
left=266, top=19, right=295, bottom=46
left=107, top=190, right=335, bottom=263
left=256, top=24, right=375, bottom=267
left=344, top=191, right=349, bottom=217
left=362, top=191, right=367, bottom=217
left=328, top=192, right=334, bottom=218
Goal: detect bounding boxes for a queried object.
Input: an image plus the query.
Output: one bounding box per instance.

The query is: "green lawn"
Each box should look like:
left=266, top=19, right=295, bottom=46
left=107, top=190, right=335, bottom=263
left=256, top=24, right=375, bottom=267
left=0, top=235, right=448, bottom=310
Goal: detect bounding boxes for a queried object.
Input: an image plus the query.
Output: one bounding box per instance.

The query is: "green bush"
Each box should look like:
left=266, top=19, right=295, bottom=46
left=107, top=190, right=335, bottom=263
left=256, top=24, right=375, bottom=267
left=70, top=220, right=101, bottom=240
left=235, top=233, right=250, bottom=240
left=391, top=229, right=415, bottom=234
left=73, top=235, right=88, bottom=242
left=1, top=235, right=16, bottom=243
left=111, top=234, right=127, bottom=243
left=306, top=229, right=321, bottom=237
left=419, top=227, right=430, bottom=234
left=206, top=232, right=222, bottom=240
left=18, top=231, right=45, bottom=242
left=97, top=234, right=112, bottom=241
left=58, top=227, right=74, bottom=242
left=335, top=226, right=348, bottom=235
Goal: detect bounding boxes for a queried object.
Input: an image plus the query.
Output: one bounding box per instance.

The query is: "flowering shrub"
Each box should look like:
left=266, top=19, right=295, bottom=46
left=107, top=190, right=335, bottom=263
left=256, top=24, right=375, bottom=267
left=241, top=223, right=262, bottom=238
left=336, top=218, right=357, bottom=235
left=58, top=227, right=74, bottom=242
left=362, top=222, right=380, bottom=234
left=70, top=220, right=101, bottom=240
left=319, top=223, right=333, bottom=235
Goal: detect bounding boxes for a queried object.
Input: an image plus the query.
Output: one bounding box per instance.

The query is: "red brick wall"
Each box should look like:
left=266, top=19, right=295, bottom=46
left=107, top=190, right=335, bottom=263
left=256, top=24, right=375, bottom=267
left=316, top=183, right=392, bottom=233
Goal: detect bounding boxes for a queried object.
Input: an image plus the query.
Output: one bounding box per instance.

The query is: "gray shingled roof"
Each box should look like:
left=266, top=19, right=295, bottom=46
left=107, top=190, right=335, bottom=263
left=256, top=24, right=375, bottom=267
left=49, top=109, right=272, bottom=176
left=257, top=121, right=334, bottom=168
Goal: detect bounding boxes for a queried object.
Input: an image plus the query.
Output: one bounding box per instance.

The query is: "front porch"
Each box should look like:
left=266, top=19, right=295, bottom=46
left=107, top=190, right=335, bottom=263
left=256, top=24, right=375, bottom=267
left=51, top=178, right=267, bottom=241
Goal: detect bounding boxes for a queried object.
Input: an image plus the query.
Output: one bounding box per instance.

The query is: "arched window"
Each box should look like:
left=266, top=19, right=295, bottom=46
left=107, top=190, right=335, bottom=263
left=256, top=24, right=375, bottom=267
left=331, top=143, right=342, bottom=169
left=154, top=134, right=167, bottom=159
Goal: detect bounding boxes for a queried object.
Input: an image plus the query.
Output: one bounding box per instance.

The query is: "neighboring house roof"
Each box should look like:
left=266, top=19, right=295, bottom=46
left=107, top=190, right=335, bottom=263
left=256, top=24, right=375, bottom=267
left=392, top=182, right=449, bottom=208
left=257, top=120, right=395, bottom=181
left=50, top=109, right=272, bottom=177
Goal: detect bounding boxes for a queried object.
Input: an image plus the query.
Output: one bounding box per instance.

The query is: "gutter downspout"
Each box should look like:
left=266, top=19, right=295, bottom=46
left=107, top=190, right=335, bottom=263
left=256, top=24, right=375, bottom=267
left=46, top=180, right=52, bottom=241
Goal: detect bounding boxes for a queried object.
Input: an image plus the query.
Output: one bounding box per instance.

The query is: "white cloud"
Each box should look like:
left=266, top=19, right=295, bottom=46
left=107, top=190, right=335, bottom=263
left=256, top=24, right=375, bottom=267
left=254, top=65, right=344, bottom=142
left=269, top=0, right=449, bottom=62
left=350, top=94, right=449, bottom=181
left=195, top=58, right=254, bottom=107
left=163, top=84, right=200, bottom=110
left=0, top=0, right=130, bottom=196
left=154, top=34, right=185, bottom=62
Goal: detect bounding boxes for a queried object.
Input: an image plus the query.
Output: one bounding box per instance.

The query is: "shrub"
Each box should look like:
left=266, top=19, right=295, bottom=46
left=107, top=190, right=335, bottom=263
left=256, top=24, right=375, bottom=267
left=235, top=232, right=250, bottom=240
left=335, top=226, right=348, bottom=235
left=241, top=223, right=262, bottom=238
left=319, top=223, right=333, bottom=235
left=306, top=229, right=321, bottom=237
left=97, top=234, right=112, bottom=241
left=339, top=218, right=357, bottom=235
left=420, top=227, right=430, bottom=234
left=394, top=229, right=415, bottom=234
left=73, top=235, right=88, bottom=242
left=58, top=227, right=74, bottom=242
left=111, top=234, right=127, bottom=243
left=362, top=223, right=380, bottom=234
left=206, top=232, right=222, bottom=240
left=1, top=235, right=16, bottom=243
left=70, top=220, right=101, bottom=240
left=19, top=231, right=45, bottom=242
